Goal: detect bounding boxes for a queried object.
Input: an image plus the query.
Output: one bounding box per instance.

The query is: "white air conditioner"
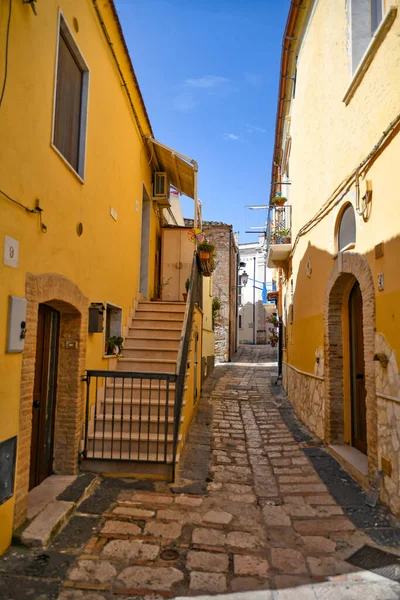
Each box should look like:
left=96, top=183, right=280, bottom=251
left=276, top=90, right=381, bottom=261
left=153, top=172, right=170, bottom=206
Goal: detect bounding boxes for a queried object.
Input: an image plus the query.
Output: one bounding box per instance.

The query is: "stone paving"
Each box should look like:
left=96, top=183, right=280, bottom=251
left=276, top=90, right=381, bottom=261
left=2, top=346, right=400, bottom=599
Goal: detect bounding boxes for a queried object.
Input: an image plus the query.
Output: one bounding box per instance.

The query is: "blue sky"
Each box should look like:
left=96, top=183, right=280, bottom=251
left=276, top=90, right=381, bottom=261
left=115, top=0, right=290, bottom=242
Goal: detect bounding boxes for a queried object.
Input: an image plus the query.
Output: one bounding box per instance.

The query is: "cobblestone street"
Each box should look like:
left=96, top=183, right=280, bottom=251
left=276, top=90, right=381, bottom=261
left=2, top=346, right=400, bottom=599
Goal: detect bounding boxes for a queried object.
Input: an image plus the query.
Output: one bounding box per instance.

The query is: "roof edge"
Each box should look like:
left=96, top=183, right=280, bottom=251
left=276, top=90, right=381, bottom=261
left=108, top=0, right=154, bottom=137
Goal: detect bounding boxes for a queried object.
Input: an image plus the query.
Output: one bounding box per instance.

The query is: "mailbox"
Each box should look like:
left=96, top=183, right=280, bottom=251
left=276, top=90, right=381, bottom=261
left=88, top=303, right=105, bottom=333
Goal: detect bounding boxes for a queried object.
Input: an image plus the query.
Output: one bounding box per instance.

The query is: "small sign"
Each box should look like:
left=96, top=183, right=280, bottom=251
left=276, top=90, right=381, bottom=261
left=378, top=273, right=384, bottom=291
left=3, top=236, right=19, bottom=268
left=65, top=340, right=78, bottom=349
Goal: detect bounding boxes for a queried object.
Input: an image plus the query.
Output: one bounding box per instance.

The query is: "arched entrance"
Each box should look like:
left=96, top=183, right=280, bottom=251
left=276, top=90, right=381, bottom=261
left=324, top=252, right=377, bottom=477
left=14, top=274, right=88, bottom=530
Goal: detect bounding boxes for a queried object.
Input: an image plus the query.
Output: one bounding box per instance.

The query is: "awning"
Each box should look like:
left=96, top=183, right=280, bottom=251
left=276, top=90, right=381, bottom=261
left=146, top=137, right=197, bottom=200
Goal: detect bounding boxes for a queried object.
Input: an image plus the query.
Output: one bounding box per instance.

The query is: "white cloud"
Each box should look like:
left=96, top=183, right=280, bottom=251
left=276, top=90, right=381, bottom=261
left=223, top=133, right=239, bottom=141
left=185, top=75, right=228, bottom=89
left=246, top=125, right=267, bottom=134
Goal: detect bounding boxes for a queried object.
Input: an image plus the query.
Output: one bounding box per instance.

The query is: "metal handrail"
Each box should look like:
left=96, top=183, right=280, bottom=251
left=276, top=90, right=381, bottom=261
left=266, top=204, right=292, bottom=255
left=173, top=252, right=202, bottom=476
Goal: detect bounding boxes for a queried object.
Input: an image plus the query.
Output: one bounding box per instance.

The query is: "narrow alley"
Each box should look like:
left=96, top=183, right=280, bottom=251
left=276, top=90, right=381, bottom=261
left=1, top=346, right=400, bottom=600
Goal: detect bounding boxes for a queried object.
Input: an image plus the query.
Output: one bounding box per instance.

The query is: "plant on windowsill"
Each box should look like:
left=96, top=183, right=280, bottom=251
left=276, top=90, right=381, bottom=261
left=105, top=336, right=124, bottom=356
left=182, top=277, right=190, bottom=302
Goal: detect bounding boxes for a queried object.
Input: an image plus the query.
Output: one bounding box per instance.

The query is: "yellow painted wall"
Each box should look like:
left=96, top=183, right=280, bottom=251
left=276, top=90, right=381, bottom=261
left=0, top=0, right=158, bottom=552
left=179, top=307, right=203, bottom=449
left=283, top=0, right=400, bottom=376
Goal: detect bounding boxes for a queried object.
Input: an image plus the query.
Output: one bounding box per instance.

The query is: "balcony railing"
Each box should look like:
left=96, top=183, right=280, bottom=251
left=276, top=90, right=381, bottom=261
left=266, top=204, right=292, bottom=267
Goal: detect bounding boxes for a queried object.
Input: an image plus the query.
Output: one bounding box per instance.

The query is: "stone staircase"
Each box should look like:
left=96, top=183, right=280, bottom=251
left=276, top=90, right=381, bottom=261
left=82, top=301, right=186, bottom=474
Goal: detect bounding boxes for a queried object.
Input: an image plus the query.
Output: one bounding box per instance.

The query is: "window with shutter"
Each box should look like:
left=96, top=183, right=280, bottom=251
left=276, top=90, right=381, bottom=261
left=52, top=14, right=89, bottom=179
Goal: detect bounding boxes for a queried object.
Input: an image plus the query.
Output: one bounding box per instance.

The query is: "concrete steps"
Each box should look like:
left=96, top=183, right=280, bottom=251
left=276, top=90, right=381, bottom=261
left=83, top=300, right=186, bottom=471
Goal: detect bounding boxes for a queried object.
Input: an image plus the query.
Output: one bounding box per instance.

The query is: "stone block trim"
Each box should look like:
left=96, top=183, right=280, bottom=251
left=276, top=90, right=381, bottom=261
left=14, top=273, right=88, bottom=530
left=324, top=252, right=377, bottom=477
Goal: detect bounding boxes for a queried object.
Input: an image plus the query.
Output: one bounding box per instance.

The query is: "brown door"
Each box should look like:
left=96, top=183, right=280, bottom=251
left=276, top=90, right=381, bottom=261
left=348, top=281, right=367, bottom=454
left=29, top=304, right=60, bottom=490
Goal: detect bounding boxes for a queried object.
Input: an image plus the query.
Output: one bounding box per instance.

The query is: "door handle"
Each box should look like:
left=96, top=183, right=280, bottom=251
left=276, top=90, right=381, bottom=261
left=33, top=400, right=40, bottom=408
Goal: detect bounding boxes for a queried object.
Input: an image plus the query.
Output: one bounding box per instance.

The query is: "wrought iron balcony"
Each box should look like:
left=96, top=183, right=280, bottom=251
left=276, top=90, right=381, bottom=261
left=266, top=204, right=292, bottom=268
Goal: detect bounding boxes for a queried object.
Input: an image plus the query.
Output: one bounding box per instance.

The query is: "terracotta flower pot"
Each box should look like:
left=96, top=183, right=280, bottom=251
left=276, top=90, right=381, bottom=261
left=198, top=250, right=210, bottom=260
left=182, top=293, right=188, bottom=302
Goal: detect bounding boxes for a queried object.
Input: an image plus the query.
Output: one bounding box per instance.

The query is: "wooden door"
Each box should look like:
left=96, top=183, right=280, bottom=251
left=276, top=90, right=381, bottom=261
left=29, top=304, right=60, bottom=490
left=348, top=281, right=367, bottom=454
left=161, top=228, right=193, bottom=301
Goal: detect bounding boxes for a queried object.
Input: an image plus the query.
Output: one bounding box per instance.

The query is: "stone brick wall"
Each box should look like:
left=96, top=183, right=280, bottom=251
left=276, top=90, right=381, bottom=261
left=14, top=273, right=88, bottom=530
left=324, top=252, right=377, bottom=478
left=203, top=224, right=238, bottom=363
left=283, top=364, right=325, bottom=441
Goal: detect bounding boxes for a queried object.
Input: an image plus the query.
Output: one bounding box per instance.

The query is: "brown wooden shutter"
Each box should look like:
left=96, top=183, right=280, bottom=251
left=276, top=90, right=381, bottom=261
left=53, top=34, right=83, bottom=172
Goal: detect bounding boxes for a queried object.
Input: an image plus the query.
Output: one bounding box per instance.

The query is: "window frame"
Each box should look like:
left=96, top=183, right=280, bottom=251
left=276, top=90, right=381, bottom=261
left=103, top=302, right=123, bottom=357
left=336, top=202, right=357, bottom=253
left=51, top=11, right=89, bottom=182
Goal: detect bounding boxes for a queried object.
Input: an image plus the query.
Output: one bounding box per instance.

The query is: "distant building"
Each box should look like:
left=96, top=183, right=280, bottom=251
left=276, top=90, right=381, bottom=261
left=238, top=236, right=275, bottom=344
left=202, top=222, right=239, bottom=362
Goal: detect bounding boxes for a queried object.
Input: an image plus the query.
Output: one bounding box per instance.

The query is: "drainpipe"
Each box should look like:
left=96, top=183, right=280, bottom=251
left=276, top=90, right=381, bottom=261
left=193, top=161, right=199, bottom=231
left=253, top=256, right=256, bottom=345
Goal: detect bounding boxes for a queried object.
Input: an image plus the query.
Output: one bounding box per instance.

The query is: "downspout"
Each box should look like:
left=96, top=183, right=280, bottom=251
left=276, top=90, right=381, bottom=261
left=193, top=160, right=199, bottom=231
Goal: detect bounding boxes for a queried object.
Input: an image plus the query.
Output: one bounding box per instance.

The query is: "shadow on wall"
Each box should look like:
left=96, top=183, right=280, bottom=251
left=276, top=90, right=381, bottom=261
left=286, top=235, right=400, bottom=514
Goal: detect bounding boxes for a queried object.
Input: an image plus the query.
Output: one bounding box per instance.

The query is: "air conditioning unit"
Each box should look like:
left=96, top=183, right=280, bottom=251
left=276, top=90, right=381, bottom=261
left=153, top=172, right=170, bottom=206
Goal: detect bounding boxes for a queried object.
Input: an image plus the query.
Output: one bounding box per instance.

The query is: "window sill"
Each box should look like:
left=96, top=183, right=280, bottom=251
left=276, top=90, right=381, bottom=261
left=51, top=142, right=85, bottom=184
left=343, top=6, right=397, bottom=106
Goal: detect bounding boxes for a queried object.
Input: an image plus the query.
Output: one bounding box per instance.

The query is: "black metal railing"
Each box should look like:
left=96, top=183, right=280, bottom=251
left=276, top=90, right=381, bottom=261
left=82, top=252, right=202, bottom=481
left=266, top=204, right=292, bottom=253
left=83, top=370, right=177, bottom=463
left=172, top=252, right=202, bottom=473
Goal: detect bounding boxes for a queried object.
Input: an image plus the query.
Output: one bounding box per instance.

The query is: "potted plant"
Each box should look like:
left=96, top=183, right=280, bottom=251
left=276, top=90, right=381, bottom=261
left=183, top=278, right=190, bottom=302
left=268, top=332, right=279, bottom=348
left=212, top=296, right=221, bottom=329
left=197, top=240, right=215, bottom=260
left=281, top=228, right=291, bottom=243
left=106, top=335, right=124, bottom=356
left=151, top=277, right=171, bottom=301
left=266, top=314, right=278, bottom=326
left=271, top=195, right=287, bottom=207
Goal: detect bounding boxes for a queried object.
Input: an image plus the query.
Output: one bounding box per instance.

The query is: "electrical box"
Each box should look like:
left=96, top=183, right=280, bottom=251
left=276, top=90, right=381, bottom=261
left=88, top=303, right=105, bottom=333
left=0, top=436, right=17, bottom=506
left=7, top=296, right=27, bottom=353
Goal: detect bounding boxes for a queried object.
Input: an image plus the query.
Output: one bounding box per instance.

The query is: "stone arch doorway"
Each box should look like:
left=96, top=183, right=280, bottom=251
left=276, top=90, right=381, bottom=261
left=324, top=252, right=377, bottom=477
left=14, top=274, right=88, bottom=530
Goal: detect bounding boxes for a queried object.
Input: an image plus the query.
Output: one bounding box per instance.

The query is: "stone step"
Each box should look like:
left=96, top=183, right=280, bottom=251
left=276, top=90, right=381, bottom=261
left=138, top=301, right=186, bottom=313
left=124, top=337, right=181, bottom=349
left=128, top=327, right=183, bottom=339
left=82, top=451, right=177, bottom=465
left=89, top=414, right=177, bottom=436
left=86, top=433, right=178, bottom=456
left=117, top=358, right=177, bottom=373
left=99, top=398, right=179, bottom=417
left=122, top=347, right=179, bottom=360
left=131, top=318, right=184, bottom=329
left=135, top=309, right=185, bottom=320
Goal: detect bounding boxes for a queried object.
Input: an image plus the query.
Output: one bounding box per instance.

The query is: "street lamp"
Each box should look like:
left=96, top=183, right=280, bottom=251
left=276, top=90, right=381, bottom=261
left=241, top=271, right=249, bottom=287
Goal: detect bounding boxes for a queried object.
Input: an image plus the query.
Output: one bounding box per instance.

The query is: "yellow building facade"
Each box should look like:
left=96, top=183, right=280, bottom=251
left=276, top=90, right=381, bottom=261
left=0, top=0, right=204, bottom=554
left=269, top=0, right=400, bottom=513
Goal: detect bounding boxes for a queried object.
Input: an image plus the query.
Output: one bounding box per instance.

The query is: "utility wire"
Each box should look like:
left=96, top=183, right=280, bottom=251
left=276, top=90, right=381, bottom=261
left=0, top=188, right=38, bottom=213
left=0, top=0, right=12, bottom=108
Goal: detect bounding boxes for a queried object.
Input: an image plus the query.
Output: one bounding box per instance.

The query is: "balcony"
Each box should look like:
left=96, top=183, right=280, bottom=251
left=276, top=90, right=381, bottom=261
left=266, top=204, right=292, bottom=268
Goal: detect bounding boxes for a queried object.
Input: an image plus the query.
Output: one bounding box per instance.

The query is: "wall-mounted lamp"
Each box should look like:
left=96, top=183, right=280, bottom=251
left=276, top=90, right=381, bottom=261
left=241, top=271, right=249, bottom=287
left=23, top=0, right=37, bottom=15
